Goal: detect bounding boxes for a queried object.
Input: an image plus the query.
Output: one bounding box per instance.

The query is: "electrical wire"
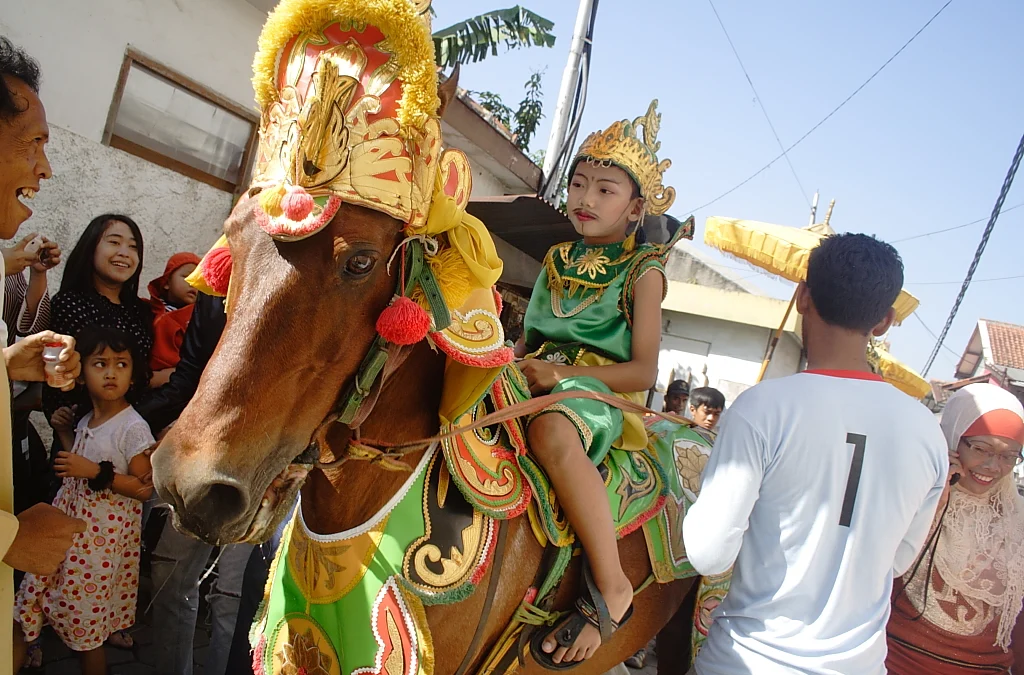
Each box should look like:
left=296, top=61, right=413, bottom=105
left=707, top=0, right=810, bottom=208
left=911, top=312, right=964, bottom=363
left=922, top=130, right=1024, bottom=376
left=683, top=0, right=956, bottom=214
left=891, top=202, right=1024, bottom=243
left=907, top=274, right=1024, bottom=286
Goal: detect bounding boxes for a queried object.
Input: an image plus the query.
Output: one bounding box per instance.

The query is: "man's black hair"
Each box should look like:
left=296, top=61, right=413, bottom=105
left=690, top=387, right=725, bottom=411
left=0, top=36, right=41, bottom=123
left=806, top=233, right=903, bottom=334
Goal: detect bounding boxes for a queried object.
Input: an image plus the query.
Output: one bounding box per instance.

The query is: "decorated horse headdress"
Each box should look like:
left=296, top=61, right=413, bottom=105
left=572, top=99, right=676, bottom=217
left=189, top=0, right=512, bottom=372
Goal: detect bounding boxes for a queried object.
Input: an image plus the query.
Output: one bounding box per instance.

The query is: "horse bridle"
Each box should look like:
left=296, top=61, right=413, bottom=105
left=296, top=237, right=451, bottom=471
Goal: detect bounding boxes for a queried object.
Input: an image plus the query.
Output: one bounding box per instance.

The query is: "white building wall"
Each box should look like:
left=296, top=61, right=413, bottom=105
left=1, top=0, right=267, bottom=287
left=651, top=310, right=803, bottom=410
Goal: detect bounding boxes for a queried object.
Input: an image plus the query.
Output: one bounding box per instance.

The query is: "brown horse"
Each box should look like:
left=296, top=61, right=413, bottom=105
left=151, top=79, right=696, bottom=674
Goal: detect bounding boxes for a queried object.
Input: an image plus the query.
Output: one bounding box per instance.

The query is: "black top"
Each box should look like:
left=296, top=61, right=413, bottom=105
left=135, top=292, right=226, bottom=434
left=43, top=288, right=154, bottom=418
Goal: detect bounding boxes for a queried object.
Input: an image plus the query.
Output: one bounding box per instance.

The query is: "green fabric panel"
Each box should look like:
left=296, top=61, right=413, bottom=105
left=523, top=242, right=636, bottom=363
left=258, top=450, right=434, bottom=673
left=536, top=375, right=623, bottom=464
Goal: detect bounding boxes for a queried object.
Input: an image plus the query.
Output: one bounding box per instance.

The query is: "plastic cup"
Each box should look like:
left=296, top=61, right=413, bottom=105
left=42, top=341, right=72, bottom=389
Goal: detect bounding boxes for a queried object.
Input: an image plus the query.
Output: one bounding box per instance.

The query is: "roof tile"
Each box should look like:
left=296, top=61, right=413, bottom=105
left=985, top=320, right=1024, bottom=369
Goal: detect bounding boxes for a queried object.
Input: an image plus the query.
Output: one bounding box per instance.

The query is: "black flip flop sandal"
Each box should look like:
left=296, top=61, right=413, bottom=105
left=529, top=559, right=634, bottom=671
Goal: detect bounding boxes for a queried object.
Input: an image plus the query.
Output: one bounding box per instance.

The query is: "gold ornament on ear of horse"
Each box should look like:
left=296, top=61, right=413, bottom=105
left=250, top=0, right=443, bottom=240
left=573, top=99, right=676, bottom=216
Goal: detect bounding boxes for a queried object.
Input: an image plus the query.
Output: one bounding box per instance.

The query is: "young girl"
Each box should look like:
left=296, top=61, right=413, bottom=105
left=43, top=214, right=153, bottom=422
left=17, top=325, right=155, bottom=675
left=515, top=100, right=684, bottom=666
left=147, top=251, right=200, bottom=385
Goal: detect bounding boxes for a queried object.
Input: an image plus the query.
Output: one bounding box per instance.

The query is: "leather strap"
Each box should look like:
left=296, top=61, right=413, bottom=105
left=453, top=519, right=509, bottom=675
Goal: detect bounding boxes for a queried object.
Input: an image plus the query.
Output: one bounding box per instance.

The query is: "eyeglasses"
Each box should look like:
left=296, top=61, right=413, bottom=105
left=960, top=439, right=1024, bottom=466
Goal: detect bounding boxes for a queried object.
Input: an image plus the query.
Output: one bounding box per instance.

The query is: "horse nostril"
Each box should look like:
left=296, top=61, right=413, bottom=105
left=186, top=481, right=249, bottom=530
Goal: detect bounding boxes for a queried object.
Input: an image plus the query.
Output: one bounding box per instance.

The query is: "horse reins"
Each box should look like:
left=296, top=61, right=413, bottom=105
left=300, top=237, right=696, bottom=473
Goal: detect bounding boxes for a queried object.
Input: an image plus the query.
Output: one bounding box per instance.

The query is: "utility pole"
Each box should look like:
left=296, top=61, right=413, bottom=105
left=541, top=0, right=597, bottom=201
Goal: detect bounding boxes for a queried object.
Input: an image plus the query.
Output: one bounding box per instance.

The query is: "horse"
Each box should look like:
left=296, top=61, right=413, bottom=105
left=151, top=75, right=699, bottom=674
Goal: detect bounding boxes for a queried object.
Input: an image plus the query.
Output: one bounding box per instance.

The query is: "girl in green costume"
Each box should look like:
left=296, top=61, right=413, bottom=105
left=515, top=100, right=679, bottom=667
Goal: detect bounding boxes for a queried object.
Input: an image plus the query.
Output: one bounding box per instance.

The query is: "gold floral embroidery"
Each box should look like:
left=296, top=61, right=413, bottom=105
left=280, top=628, right=334, bottom=675
left=571, top=248, right=612, bottom=280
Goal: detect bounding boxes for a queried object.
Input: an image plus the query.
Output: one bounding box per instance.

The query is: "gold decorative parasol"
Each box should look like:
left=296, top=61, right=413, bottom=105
left=704, top=200, right=919, bottom=383
left=867, top=342, right=931, bottom=400
left=704, top=216, right=919, bottom=322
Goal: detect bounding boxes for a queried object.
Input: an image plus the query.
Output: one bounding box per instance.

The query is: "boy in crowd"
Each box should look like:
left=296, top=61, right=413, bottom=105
left=688, top=387, right=724, bottom=432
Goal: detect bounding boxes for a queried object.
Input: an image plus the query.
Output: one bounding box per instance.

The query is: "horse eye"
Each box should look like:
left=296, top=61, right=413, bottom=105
left=344, top=254, right=376, bottom=276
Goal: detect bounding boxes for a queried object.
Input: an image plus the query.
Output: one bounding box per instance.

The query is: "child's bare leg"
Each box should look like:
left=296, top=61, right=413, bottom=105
left=79, top=644, right=106, bottom=675
left=529, top=413, right=633, bottom=664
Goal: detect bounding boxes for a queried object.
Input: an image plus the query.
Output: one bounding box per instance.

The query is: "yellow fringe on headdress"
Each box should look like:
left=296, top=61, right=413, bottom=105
left=252, top=0, right=439, bottom=138
left=411, top=245, right=473, bottom=313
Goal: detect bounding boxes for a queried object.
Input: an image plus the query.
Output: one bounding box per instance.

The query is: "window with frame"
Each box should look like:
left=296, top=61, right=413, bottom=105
left=104, top=48, right=259, bottom=194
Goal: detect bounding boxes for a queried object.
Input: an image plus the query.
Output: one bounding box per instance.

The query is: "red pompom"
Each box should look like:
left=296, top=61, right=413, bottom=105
left=281, top=185, right=314, bottom=221
left=201, top=246, right=233, bottom=296
left=376, top=296, right=431, bottom=345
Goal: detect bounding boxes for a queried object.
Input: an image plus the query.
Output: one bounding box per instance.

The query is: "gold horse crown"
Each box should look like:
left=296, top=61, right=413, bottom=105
left=574, top=100, right=675, bottom=216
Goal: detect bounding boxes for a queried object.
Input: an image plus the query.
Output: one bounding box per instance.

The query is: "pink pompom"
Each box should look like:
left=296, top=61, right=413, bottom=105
left=281, top=186, right=314, bottom=221
left=376, top=296, right=431, bottom=345
left=200, top=246, right=232, bottom=296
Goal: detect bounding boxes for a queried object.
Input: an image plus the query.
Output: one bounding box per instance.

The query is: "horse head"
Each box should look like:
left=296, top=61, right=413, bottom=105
left=151, top=70, right=463, bottom=545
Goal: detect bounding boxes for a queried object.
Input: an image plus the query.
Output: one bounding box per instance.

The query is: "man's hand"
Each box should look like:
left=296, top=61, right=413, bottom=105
left=3, top=233, right=44, bottom=277
left=5, top=331, right=80, bottom=389
left=32, top=238, right=61, bottom=272
left=54, top=451, right=99, bottom=480
left=938, top=451, right=964, bottom=512
left=2, top=503, right=86, bottom=575
left=517, top=358, right=566, bottom=396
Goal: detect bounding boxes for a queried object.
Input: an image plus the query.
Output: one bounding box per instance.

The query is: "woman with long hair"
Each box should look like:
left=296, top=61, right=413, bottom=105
left=887, top=383, right=1024, bottom=673
left=43, top=214, right=152, bottom=431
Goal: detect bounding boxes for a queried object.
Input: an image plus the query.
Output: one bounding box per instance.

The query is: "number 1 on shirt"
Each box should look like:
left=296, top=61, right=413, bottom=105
left=840, top=433, right=867, bottom=527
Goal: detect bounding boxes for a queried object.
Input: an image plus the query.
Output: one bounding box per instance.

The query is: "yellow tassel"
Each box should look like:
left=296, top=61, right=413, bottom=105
left=412, top=246, right=473, bottom=312
left=259, top=183, right=287, bottom=217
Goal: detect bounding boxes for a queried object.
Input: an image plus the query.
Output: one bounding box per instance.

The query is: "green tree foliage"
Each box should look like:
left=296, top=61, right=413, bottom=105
left=433, top=6, right=556, bottom=69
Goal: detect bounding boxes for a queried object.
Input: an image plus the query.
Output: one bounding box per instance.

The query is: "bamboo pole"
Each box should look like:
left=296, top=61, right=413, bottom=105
left=756, top=288, right=798, bottom=382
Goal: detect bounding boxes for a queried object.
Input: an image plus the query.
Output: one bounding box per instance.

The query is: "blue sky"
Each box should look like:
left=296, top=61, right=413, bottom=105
left=431, top=0, right=1024, bottom=378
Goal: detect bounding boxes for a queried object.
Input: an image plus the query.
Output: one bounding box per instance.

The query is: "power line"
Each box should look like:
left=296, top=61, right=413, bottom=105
left=911, top=312, right=963, bottom=363
left=684, top=0, right=956, bottom=214
left=891, top=202, right=1024, bottom=243
left=707, top=0, right=810, bottom=208
left=907, top=273, right=1024, bottom=286
left=922, top=130, right=1024, bottom=377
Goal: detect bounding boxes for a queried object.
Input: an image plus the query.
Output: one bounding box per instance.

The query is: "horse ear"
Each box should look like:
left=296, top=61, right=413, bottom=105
left=438, top=64, right=460, bottom=118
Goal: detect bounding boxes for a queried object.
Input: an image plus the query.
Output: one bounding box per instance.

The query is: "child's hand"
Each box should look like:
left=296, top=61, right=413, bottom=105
left=54, top=451, right=100, bottom=480
left=51, top=406, right=76, bottom=431
left=518, top=359, right=565, bottom=395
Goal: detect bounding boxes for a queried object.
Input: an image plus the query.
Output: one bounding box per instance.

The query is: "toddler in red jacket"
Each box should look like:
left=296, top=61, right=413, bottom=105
left=148, top=252, right=200, bottom=384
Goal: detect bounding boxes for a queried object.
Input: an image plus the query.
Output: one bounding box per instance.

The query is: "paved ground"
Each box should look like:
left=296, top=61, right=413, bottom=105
left=28, top=574, right=213, bottom=675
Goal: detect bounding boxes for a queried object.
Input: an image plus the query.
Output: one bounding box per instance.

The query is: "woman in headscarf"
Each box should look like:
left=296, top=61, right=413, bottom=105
left=887, top=383, right=1024, bottom=673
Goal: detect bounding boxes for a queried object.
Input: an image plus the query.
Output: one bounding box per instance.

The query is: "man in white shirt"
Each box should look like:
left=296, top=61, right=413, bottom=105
left=682, top=233, right=948, bottom=675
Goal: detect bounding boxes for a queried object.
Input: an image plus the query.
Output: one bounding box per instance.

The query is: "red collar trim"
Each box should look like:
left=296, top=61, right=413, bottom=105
left=803, top=369, right=885, bottom=382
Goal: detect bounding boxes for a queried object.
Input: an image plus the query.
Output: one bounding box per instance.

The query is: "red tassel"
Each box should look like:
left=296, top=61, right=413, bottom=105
left=376, top=296, right=430, bottom=345
left=201, top=246, right=232, bottom=296
left=281, top=185, right=314, bottom=221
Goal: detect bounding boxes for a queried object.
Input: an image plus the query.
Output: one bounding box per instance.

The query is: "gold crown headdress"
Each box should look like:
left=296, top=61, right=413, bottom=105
left=572, top=100, right=675, bottom=216
left=248, top=0, right=440, bottom=239
left=190, top=0, right=513, bottom=381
